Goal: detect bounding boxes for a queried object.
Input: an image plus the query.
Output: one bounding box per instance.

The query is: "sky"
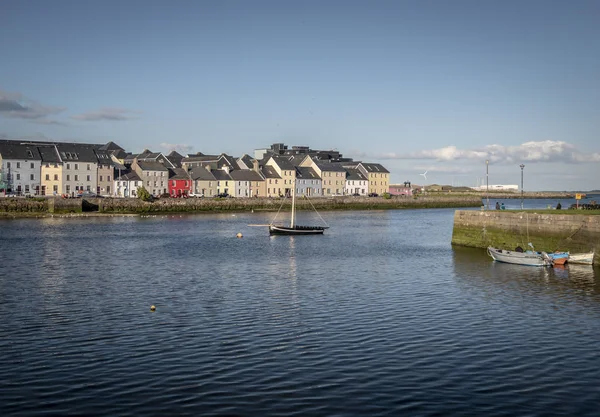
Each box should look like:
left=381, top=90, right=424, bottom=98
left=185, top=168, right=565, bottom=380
left=1, top=0, right=599, bottom=191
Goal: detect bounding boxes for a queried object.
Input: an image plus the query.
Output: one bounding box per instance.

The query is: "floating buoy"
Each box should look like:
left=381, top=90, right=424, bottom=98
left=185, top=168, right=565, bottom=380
left=236, top=232, right=243, bottom=238
left=150, top=305, right=156, bottom=311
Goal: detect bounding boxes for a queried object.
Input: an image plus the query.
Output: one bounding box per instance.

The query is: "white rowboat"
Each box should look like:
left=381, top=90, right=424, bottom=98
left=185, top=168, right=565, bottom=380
left=568, top=251, right=595, bottom=265
left=487, top=247, right=553, bottom=267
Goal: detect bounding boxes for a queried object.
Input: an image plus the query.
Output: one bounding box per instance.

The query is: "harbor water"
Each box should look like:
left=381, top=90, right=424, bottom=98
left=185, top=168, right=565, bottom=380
left=1, top=207, right=600, bottom=416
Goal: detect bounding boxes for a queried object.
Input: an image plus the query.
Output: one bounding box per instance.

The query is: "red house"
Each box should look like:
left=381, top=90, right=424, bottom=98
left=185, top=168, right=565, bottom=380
left=168, top=168, right=192, bottom=197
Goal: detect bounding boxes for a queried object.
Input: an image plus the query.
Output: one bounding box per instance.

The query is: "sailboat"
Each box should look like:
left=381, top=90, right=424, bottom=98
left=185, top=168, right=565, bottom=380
left=269, top=181, right=329, bottom=235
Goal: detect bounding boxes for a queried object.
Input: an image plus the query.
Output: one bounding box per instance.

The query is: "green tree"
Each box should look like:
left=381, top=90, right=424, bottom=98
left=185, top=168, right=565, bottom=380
left=137, top=186, right=152, bottom=201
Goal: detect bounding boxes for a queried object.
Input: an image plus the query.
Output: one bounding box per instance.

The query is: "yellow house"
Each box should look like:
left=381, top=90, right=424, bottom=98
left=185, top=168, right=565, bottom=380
left=265, top=156, right=296, bottom=196
left=261, top=165, right=283, bottom=197
left=299, top=156, right=347, bottom=196
left=358, top=163, right=390, bottom=195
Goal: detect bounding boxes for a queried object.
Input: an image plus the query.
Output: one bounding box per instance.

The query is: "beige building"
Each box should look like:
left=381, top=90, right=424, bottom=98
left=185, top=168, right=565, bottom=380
left=358, top=163, right=390, bottom=196
left=299, top=156, right=346, bottom=196
left=265, top=156, right=296, bottom=196
left=133, top=160, right=169, bottom=196
left=189, top=166, right=217, bottom=197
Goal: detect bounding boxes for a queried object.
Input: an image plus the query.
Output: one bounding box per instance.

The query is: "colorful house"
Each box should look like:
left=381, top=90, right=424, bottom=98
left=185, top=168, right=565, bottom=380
left=168, top=168, right=193, bottom=197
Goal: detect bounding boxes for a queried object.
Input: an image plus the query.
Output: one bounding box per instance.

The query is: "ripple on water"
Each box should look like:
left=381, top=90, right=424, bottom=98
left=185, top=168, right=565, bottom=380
left=1, top=211, right=600, bottom=416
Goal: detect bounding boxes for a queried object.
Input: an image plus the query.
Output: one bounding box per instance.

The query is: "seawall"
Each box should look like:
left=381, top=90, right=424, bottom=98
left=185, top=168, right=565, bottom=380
left=1, top=195, right=482, bottom=216
left=452, top=210, right=600, bottom=263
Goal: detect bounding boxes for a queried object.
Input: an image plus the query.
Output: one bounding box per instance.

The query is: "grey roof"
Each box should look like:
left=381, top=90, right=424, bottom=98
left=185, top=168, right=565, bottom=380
left=295, top=166, right=321, bottom=180
left=182, top=154, right=219, bottom=163
left=136, top=160, right=169, bottom=171
left=54, top=143, right=102, bottom=163
left=98, top=141, right=124, bottom=152
left=116, top=170, right=141, bottom=181
left=238, top=154, right=256, bottom=169
left=0, top=140, right=42, bottom=160
left=288, top=155, right=306, bottom=166
left=189, top=166, right=216, bottom=181
left=268, top=155, right=295, bottom=171
left=168, top=168, right=190, bottom=180
left=345, top=167, right=367, bottom=181
left=165, top=151, right=184, bottom=168
left=93, top=148, right=115, bottom=165
left=229, top=169, right=264, bottom=181
left=314, top=160, right=347, bottom=172
left=38, top=146, right=61, bottom=163
left=212, top=169, right=232, bottom=181
left=359, top=163, right=390, bottom=174
left=218, top=154, right=240, bottom=170
left=261, top=165, right=281, bottom=179
left=112, top=149, right=128, bottom=160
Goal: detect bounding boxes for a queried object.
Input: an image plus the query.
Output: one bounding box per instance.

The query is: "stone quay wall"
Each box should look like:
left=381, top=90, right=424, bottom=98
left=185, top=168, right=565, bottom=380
left=452, top=210, right=600, bottom=262
left=1, top=195, right=482, bottom=215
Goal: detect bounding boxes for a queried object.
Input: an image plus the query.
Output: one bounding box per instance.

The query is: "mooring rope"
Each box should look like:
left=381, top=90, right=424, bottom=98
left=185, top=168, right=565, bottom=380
left=304, top=195, right=329, bottom=227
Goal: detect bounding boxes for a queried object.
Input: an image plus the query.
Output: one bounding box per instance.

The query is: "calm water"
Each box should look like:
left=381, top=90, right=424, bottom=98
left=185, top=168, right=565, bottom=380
left=1, top=207, right=600, bottom=416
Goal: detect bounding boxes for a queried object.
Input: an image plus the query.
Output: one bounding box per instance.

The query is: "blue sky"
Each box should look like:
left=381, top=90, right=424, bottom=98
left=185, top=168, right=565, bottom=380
left=1, top=0, right=599, bottom=191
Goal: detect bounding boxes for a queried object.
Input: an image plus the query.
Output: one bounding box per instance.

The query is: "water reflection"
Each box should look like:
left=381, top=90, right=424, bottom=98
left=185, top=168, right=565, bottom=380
left=452, top=245, right=600, bottom=301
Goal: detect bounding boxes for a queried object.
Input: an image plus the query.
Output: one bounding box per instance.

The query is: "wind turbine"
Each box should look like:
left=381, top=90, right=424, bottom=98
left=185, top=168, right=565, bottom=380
left=420, top=171, right=428, bottom=194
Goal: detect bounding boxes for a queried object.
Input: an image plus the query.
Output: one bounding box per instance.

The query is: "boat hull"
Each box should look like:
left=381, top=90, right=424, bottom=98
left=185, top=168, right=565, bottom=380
left=568, top=252, right=595, bottom=265
left=487, top=247, right=553, bottom=266
left=269, top=225, right=327, bottom=235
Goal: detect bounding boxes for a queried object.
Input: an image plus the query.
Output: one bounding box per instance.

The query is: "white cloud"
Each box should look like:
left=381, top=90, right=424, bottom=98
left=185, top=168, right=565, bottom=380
left=159, top=142, right=193, bottom=154
left=71, top=108, right=141, bottom=121
left=377, top=140, right=593, bottom=164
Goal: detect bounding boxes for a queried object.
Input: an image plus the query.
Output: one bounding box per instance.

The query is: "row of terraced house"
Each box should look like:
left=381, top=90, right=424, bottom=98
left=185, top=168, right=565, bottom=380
left=0, top=140, right=389, bottom=198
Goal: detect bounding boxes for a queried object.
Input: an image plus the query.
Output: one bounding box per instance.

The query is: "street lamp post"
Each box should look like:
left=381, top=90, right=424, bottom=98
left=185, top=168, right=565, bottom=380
left=486, top=160, right=489, bottom=210
left=520, top=164, right=525, bottom=210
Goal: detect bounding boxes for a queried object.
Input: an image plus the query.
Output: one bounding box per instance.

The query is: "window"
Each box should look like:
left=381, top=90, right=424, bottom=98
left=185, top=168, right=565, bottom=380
left=17, top=162, right=21, bottom=168
left=66, top=175, right=70, bottom=181
left=45, top=163, right=49, bottom=168
left=86, top=185, right=91, bottom=191
left=100, top=175, right=103, bottom=181
left=74, top=175, right=79, bottom=181
left=66, top=164, right=70, bottom=170
left=66, top=185, right=71, bottom=192
left=87, top=175, right=91, bottom=181
left=46, top=174, right=50, bottom=181
left=30, top=174, right=34, bottom=180
left=87, top=164, right=91, bottom=170
left=16, top=174, right=21, bottom=180
left=31, top=162, right=34, bottom=169
left=107, top=176, right=110, bottom=181
left=7, top=162, right=10, bottom=168
left=107, top=186, right=110, bottom=194
left=74, top=164, right=78, bottom=170
left=53, top=185, right=58, bottom=192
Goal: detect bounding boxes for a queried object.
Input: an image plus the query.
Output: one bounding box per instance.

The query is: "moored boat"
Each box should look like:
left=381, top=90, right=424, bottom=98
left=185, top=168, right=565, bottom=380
left=268, top=180, right=329, bottom=236
left=487, top=247, right=553, bottom=267
left=568, top=251, right=595, bottom=265
left=548, top=251, right=569, bottom=265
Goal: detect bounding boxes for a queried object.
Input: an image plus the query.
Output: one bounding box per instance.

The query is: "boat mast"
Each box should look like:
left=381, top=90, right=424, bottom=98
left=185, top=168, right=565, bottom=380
left=290, top=180, right=296, bottom=228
